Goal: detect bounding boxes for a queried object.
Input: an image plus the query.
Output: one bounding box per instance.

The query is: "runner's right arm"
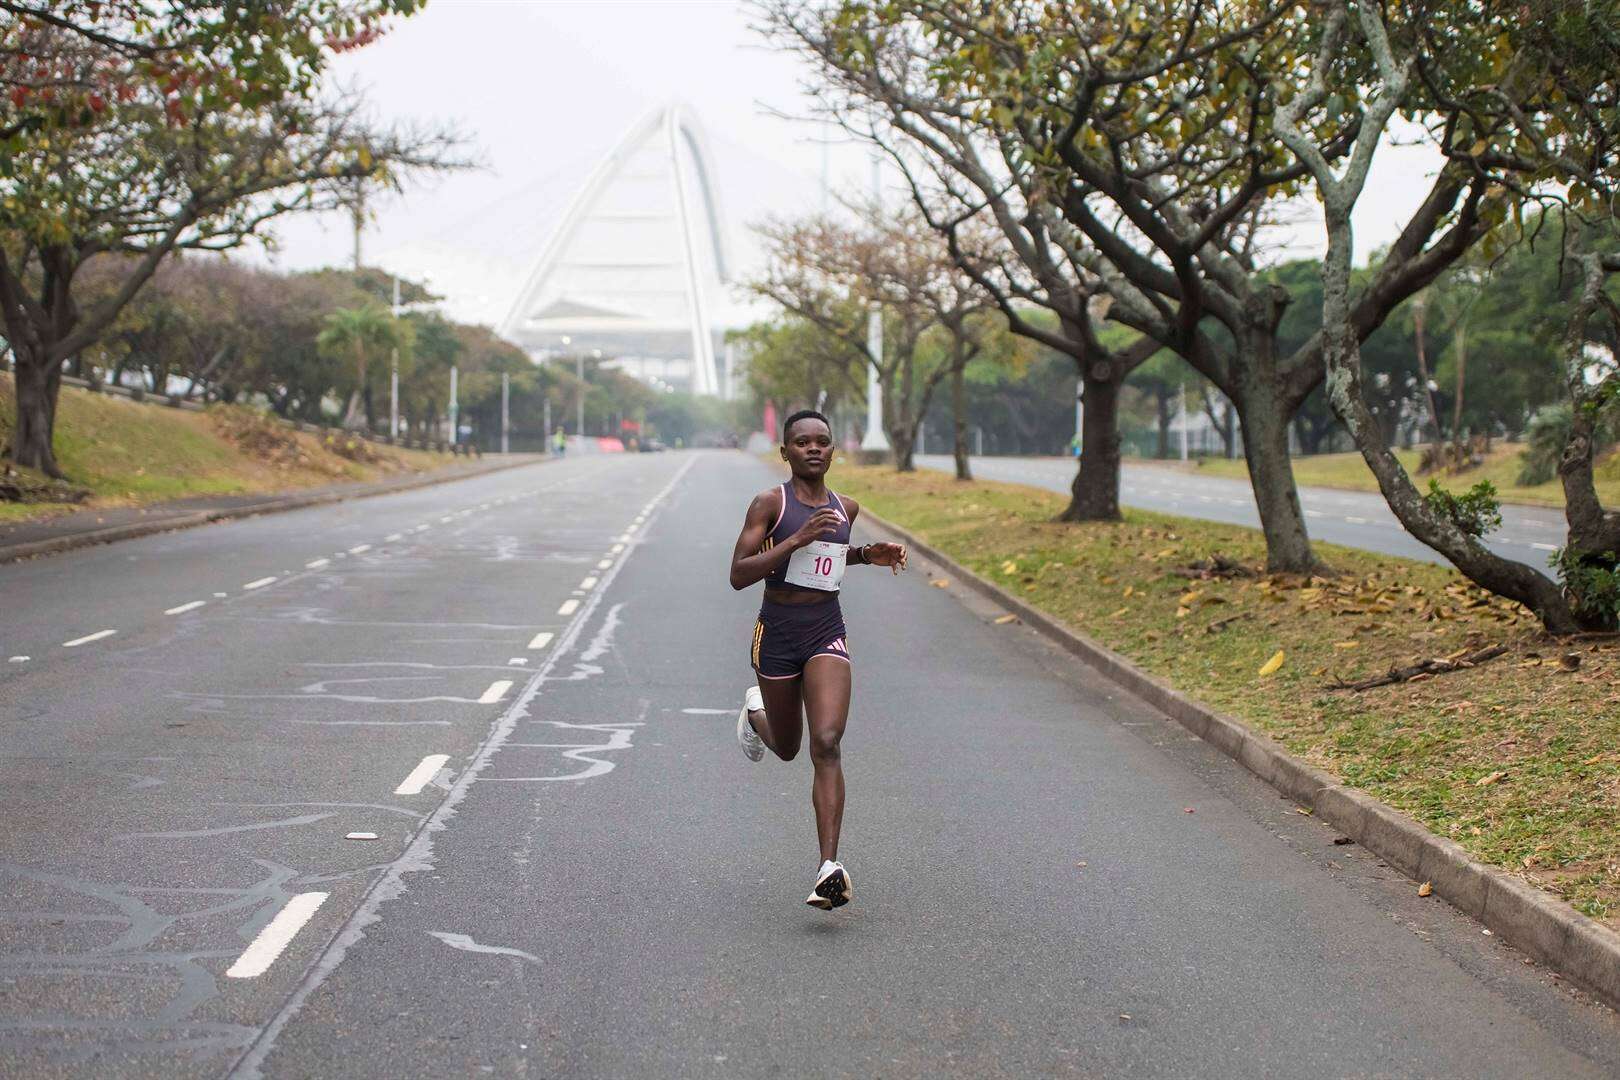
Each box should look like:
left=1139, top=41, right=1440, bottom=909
left=729, top=491, right=843, bottom=591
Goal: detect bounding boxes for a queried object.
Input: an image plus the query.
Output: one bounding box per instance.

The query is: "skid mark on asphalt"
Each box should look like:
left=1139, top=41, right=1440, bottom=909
left=428, top=931, right=542, bottom=967
left=0, top=860, right=305, bottom=1063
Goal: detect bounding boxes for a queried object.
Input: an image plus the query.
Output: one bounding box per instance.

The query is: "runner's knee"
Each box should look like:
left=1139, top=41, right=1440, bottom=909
left=808, top=727, right=842, bottom=763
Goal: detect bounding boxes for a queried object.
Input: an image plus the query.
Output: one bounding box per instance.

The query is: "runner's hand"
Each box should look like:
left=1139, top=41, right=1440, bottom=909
left=865, top=542, right=907, bottom=574
left=791, top=507, right=845, bottom=548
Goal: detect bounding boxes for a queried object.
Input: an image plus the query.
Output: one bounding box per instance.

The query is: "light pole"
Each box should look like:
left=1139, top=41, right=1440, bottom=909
left=501, top=371, right=510, bottom=455
left=389, top=274, right=400, bottom=440
left=859, top=148, right=890, bottom=456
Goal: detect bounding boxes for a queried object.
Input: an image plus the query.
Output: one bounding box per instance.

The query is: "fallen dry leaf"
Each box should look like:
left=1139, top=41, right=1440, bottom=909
left=1258, top=650, right=1286, bottom=677
left=1333, top=641, right=1360, bottom=650
left=1000, top=560, right=1018, bottom=575
left=1418, top=881, right=1433, bottom=897
left=993, top=613, right=1018, bottom=625
left=1475, top=770, right=1506, bottom=786
left=930, top=579, right=950, bottom=589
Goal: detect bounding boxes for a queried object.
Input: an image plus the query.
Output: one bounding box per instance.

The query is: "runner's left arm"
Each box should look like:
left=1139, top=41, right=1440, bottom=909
left=842, top=498, right=907, bottom=575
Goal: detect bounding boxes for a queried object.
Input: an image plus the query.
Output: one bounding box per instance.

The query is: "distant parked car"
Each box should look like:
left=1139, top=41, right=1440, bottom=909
left=641, top=439, right=667, bottom=453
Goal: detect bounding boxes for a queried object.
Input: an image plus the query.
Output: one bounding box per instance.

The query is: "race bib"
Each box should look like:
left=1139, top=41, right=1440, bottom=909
left=784, top=540, right=847, bottom=591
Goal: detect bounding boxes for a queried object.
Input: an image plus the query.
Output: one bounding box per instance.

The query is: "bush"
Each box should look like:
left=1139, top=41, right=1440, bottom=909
left=1422, top=478, right=1503, bottom=537
left=1518, top=400, right=1619, bottom=486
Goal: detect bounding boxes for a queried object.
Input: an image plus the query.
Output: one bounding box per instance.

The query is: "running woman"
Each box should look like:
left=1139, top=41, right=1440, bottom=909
left=728, top=410, right=907, bottom=909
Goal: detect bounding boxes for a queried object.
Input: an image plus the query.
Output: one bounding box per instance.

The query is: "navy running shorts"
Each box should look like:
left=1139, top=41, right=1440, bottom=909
left=750, top=597, right=850, bottom=679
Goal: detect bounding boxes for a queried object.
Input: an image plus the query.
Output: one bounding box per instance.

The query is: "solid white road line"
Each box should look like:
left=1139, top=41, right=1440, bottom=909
left=596, top=559, right=613, bottom=570
left=165, top=601, right=206, bottom=615
left=348, top=544, right=372, bottom=555
left=62, top=629, right=116, bottom=648
left=527, top=631, right=554, bottom=650
left=579, top=576, right=598, bottom=590
left=394, top=754, right=451, bottom=795
left=226, top=892, right=329, bottom=979
left=243, top=576, right=277, bottom=590
left=478, top=679, right=514, bottom=705
left=557, top=599, right=580, bottom=616
left=305, top=558, right=330, bottom=570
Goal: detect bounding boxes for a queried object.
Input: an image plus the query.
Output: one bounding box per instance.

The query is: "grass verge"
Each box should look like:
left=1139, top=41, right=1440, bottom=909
left=1173, top=443, right=1620, bottom=510
left=835, top=463, right=1620, bottom=926
left=1, top=374, right=449, bottom=523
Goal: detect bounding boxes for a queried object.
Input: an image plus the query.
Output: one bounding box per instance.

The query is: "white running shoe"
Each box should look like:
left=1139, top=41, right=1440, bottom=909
left=736, top=685, right=765, bottom=762
left=806, top=859, right=852, bottom=910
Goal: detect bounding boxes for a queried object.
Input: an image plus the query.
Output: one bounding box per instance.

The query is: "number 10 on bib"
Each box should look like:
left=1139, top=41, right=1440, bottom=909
left=784, top=540, right=847, bottom=591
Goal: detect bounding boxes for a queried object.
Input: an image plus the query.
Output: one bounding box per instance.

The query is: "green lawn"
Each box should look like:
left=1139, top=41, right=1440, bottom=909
left=835, top=463, right=1620, bottom=926
left=1171, top=443, right=1620, bottom=510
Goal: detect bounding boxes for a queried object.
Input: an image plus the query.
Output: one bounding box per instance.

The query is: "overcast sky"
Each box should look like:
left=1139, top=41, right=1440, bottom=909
left=260, top=0, right=1444, bottom=328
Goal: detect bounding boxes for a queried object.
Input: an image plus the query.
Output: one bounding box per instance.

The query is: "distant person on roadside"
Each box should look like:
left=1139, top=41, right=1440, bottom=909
left=553, top=427, right=567, bottom=457
left=1069, top=432, right=1082, bottom=459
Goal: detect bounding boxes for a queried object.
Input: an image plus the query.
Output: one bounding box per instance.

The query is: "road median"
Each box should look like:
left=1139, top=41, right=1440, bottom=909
left=837, top=463, right=1620, bottom=1011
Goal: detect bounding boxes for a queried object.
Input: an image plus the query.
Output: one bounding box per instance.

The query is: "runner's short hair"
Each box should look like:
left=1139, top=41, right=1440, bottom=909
left=782, top=409, right=831, bottom=442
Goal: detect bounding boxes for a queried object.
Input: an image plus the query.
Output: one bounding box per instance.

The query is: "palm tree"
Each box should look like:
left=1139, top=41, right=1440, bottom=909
left=317, top=305, right=402, bottom=430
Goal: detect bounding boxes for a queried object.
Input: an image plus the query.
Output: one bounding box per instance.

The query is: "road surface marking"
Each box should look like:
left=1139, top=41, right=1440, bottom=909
left=508, top=657, right=529, bottom=666
left=579, top=576, right=598, bottom=589
left=597, top=559, right=613, bottom=569
left=213, top=591, right=228, bottom=598
left=557, top=599, right=580, bottom=616
left=1304, top=510, right=1325, bottom=518
left=610, top=543, right=624, bottom=553
left=617, top=533, right=632, bottom=543
left=1532, top=542, right=1558, bottom=552
left=414, top=524, right=431, bottom=532
left=226, top=892, right=329, bottom=979
left=478, top=680, right=514, bottom=705
left=385, top=533, right=403, bottom=542
left=243, top=576, right=277, bottom=590
left=305, top=558, right=330, bottom=569
left=439, top=515, right=454, bottom=523
left=345, top=832, right=378, bottom=841
left=165, top=601, right=206, bottom=615
left=348, top=544, right=371, bottom=555
left=63, top=630, right=116, bottom=648
left=8, top=656, right=29, bottom=663
left=394, top=754, right=451, bottom=795
left=682, top=708, right=732, bottom=715
left=1345, top=516, right=1369, bottom=525
left=527, top=631, right=554, bottom=650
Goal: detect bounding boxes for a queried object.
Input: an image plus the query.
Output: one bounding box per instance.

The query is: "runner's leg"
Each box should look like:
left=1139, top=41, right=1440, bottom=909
left=801, top=655, right=851, bottom=864
left=754, top=676, right=804, bottom=762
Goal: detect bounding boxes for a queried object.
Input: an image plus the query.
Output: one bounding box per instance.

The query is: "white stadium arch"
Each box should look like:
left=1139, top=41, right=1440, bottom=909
left=500, top=104, right=733, bottom=397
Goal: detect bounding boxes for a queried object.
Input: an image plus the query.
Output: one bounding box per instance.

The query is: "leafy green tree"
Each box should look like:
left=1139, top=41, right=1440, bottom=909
left=0, top=0, right=461, bottom=477
left=317, top=305, right=406, bottom=430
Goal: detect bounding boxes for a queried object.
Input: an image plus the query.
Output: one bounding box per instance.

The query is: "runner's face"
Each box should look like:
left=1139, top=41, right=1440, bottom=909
left=782, top=420, right=834, bottom=478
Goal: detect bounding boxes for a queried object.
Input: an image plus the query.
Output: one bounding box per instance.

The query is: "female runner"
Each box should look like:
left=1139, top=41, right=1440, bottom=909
left=728, top=409, right=907, bottom=909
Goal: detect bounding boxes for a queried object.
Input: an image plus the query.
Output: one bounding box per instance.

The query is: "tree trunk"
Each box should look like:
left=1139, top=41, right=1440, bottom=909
left=1234, top=338, right=1318, bottom=572
left=7, top=349, right=64, bottom=477
left=1450, top=319, right=1467, bottom=461
left=951, top=358, right=971, bottom=481
left=1155, top=388, right=1172, bottom=459
left=1556, top=254, right=1620, bottom=626
left=1412, top=297, right=1442, bottom=445
left=1058, top=370, right=1121, bottom=521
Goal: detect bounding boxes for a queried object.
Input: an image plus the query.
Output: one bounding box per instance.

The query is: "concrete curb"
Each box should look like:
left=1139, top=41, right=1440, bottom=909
left=857, top=506, right=1620, bottom=1012
left=0, top=456, right=547, bottom=565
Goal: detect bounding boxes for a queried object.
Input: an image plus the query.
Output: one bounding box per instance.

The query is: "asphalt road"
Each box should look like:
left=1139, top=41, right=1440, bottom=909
left=2, top=451, right=1615, bottom=1078
left=917, top=454, right=1568, bottom=567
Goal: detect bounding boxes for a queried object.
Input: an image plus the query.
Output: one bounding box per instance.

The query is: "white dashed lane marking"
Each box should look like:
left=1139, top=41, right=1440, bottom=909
left=394, top=754, right=451, bottom=796
left=164, top=601, right=206, bottom=615
left=557, top=599, right=580, bottom=616
left=226, top=892, right=328, bottom=979
left=243, top=577, right=277, bottom=591
left=597, top=559, right=613, bottom=570
left=477, top=680, right=513, bottom=705
left=527, top=632, right=554, bottom=650
left=63, top=630, right=116, bottom=648
left=348, top=544, right=372, bottom=555
left=305, top=558, right=330, bottom=569
left=385, top=533, right=403, bottom=542
left=579, top=576, right=598, bottom=590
